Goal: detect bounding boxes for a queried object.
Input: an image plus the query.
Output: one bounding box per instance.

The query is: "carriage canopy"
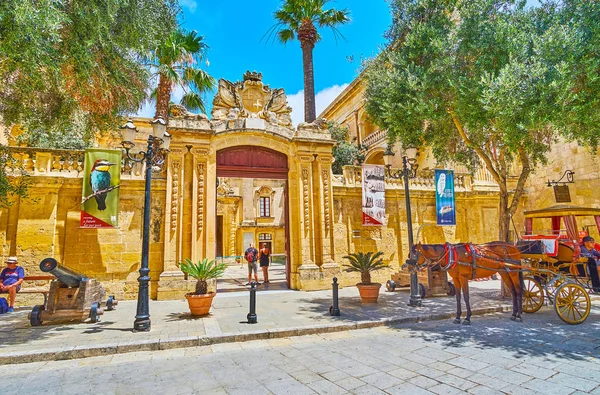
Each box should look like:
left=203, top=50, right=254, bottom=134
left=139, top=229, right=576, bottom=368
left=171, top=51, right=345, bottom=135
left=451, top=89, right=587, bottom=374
left=523, top=204, right=600, bottom=242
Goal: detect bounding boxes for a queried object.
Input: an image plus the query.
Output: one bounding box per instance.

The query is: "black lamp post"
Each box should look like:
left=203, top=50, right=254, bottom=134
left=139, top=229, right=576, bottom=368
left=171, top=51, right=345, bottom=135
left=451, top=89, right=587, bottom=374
left=383, top=145, right=422, bottom=307
left=120, top=117, right=171, bottom=332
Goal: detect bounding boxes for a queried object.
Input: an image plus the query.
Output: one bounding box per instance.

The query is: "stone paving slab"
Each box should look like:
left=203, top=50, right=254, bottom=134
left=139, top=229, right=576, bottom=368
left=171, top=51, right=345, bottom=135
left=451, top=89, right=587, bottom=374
left=1, top=280, right=596, bottom=364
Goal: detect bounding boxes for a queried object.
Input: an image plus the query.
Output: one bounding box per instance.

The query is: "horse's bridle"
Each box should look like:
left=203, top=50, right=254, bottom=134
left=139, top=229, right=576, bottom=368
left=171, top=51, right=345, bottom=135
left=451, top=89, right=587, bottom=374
left=411, top=244, right=451, bottom=271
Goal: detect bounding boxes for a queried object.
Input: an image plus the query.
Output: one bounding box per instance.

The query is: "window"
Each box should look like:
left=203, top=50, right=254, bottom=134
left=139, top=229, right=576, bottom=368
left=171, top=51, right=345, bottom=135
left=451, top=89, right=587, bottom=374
left=258, top=233, right=272, bottom=241
left=259, top=196, right=270, bottom=217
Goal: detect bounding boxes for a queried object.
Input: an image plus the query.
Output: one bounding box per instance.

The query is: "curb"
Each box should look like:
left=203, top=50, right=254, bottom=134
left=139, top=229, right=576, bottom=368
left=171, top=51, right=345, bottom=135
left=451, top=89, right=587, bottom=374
left=0, top=306, right=510, bottom=365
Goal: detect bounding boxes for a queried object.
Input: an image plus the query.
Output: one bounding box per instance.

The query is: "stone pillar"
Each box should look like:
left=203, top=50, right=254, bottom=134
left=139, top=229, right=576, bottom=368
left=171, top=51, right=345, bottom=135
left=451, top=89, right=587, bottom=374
left=190, top=147, right=210, bottom=262
left=157, top=146, right=192, bottom=300
left=316, top=155, right=341, bottom=278
left=296, top=154, right=320, bottom=289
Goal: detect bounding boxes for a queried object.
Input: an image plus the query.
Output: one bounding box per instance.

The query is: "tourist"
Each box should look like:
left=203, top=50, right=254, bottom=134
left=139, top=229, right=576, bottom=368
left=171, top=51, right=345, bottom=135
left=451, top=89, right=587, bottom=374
left=244, top=243, right=259, bottom=285
left=258, top=243, right=271, bottom=283
left=580, top=236, right=600, bottom=292
left=0, top=257, right=25, bottom=312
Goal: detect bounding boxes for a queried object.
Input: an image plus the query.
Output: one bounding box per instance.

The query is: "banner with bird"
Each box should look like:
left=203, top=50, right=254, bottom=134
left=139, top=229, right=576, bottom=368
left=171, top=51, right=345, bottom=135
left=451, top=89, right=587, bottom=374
left=435, top=169, right=456, bottom=226
left=80, top=149, right=121, bottom=228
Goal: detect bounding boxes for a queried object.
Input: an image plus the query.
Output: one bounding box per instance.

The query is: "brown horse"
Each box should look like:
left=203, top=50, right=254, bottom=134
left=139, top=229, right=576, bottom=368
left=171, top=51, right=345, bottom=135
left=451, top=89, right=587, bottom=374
left=411, top=242, right=523, bottom=324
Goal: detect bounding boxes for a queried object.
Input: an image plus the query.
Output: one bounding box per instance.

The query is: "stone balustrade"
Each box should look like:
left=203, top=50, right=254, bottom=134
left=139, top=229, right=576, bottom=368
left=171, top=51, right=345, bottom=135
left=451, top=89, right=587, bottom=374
left=362, top=129, right=386, bottom=147
left=4, top=147, right=165, bottom=180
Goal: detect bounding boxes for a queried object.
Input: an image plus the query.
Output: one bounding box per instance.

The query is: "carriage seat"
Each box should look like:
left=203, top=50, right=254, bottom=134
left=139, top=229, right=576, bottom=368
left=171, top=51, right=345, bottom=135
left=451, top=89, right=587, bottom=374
left=520, top=235, right=560, bottom=257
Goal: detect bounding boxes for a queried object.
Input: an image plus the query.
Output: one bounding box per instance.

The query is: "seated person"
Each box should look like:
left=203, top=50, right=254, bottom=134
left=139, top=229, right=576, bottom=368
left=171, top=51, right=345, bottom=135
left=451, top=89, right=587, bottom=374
left=0, top=256, right=25, bottom=312
left=579, top=236, right=600, bottom=292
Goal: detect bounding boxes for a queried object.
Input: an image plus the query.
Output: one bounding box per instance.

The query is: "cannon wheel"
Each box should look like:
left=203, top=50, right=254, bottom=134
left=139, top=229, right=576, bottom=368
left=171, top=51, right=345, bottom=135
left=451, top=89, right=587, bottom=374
left=106, top=296, right=116, bottom=311
left=418, top=283, right=427, bottom=299
left=554, top=283, right=590, bottom=325
left=386, top=280, right=396, bottom=292
left=522, top=277, right=544, bottom=313
left=30, top=305, right=44, bottom=326
left=89, top=302, right=101, bottom=323
left=447, top=282, right=456, bottom=297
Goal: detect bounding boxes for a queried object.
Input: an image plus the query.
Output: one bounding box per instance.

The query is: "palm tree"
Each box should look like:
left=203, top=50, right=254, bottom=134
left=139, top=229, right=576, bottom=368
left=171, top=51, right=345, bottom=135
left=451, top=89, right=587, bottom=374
left=151, top=29, right=215, bottom=120
left=268, top=0, right=350, bottom=123
left=343, top=251, right=387, bottom=285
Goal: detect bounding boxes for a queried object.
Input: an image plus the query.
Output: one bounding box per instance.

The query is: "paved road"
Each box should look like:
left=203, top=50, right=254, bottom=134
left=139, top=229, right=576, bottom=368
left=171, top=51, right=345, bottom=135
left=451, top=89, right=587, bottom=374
left=2, top=310, right=599, bottom=395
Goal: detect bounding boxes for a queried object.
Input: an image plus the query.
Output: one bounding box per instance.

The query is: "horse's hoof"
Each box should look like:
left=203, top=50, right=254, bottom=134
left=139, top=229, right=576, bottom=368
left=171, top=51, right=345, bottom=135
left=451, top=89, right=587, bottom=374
left=510, top=316, right=516, bottom=321
left=453, top=319, right=461, bottom=324
left=462, top=320, right=471, bottom=325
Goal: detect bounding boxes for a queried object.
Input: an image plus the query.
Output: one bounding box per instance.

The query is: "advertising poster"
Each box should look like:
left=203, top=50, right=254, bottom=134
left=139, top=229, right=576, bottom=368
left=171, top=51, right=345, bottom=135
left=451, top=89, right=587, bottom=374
left=80, top=149, right=121, bottom=228
left=435, top=169, right=456, bottom=225
left=362, top=165, right=386, bottom=226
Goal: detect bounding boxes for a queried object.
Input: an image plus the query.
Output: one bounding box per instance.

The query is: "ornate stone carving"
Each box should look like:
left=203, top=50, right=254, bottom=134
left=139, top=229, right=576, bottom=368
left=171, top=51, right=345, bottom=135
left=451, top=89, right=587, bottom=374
left=191, top=147, right=211, bottom=157
left=211, top=71, right=293, bottom=127
left=169, top=104, right=209, bottom=120
left=170, top=160, right=181, bottom=230
left=322, top=169, right=331, bottom=231
left=216, top=178, right=234, bottom=196
left=196, top=162, right=205, bottom=232
left=302, top=166, right=310, bottom=232
left=298, top=118, right=328, bottom=131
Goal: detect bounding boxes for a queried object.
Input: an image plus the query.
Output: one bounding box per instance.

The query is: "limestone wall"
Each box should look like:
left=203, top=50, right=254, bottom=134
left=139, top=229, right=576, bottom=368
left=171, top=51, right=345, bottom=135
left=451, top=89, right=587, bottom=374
left=0, top=177, right=166, bottom=303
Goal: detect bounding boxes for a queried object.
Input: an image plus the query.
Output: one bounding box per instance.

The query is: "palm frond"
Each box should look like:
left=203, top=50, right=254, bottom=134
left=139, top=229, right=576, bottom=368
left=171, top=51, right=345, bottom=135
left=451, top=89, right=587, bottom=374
left=177, top=258, right=227, bottom=281
left=343, top=251, right=388, bottom=274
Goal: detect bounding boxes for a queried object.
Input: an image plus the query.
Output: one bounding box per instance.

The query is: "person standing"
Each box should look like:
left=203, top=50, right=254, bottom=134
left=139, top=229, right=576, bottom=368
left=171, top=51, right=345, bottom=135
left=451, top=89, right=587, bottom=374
left=0, top=257, right=25, bottom=313
left=244, top=243, right=259, bottom=286
left=580, top=236, right=600, bottom=292
left=258, top=243, right=271, bottom=283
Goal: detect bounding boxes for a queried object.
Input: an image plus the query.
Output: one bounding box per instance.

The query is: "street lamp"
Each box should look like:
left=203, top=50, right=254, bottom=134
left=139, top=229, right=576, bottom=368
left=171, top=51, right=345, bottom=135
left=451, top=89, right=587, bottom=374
left=120, top=117, right=171, bottom=332
left=383, top=144, right=422, bottom=307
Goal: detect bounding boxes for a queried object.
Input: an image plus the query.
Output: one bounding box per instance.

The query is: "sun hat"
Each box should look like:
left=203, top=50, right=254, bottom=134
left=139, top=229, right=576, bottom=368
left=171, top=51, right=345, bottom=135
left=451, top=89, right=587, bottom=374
left=6, top=256, right=17, bottom=264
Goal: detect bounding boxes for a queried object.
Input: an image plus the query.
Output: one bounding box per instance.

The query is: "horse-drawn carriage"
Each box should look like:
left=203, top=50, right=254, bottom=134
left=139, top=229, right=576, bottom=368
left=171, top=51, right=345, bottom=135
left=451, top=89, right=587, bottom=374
left=517, top=205, right=600, bottom=324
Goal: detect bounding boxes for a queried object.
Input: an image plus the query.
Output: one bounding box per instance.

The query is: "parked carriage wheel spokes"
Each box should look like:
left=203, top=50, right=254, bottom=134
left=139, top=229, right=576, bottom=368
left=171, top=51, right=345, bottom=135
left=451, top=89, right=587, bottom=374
left=553, top=283, right=591, bottom=325
left=522, top=277, right=544, bottom=313
left=545, top=277, right=564, bottom=304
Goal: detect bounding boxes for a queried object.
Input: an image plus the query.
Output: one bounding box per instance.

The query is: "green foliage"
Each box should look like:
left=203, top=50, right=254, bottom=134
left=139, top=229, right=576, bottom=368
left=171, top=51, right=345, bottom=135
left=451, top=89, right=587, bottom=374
left=150, top=29, right=215, bottom=117
left=0, top=0, right=180, bottom=139
left=343, top=251, right=388, bottom=285
left=177, top=258, right=227, bottom=295
left=329, top=122, right=361, bottom=174
left=0, top=145, right=30, bottom=208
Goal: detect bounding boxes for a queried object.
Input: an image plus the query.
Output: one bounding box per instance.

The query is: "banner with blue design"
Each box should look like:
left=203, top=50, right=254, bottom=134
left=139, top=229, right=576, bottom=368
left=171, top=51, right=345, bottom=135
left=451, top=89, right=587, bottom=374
left=435, top=169, right=456, bottom=226
left=80, top=149, right=121, bottom=228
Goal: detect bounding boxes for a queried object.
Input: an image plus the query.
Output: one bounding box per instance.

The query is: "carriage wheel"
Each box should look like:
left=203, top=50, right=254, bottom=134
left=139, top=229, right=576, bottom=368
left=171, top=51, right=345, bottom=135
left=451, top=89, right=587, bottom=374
left=386, top=280, right=396, bottom=292
left=545, top=277, right=564, bottom=304
left=447, top=282, right=456, bottom=296
left=554, top=283, right=591, bottom=325
left=522, top=277, right=544, bottom=314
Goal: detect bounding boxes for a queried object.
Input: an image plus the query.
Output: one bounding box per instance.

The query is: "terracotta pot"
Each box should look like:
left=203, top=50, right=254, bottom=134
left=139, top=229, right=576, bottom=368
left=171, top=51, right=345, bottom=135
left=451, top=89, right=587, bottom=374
left=356, top=283, right=382, bottom=303
left=185, top=292, right=216, bottom=316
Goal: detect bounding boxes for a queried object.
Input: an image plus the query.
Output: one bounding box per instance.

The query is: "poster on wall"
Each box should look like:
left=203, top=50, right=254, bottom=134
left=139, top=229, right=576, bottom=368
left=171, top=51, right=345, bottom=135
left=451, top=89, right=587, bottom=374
left=435, top=169, right=456, bottom=226
left=80, top=148, right=121, bottom=228
left=362, top=165, right=386, bottom=226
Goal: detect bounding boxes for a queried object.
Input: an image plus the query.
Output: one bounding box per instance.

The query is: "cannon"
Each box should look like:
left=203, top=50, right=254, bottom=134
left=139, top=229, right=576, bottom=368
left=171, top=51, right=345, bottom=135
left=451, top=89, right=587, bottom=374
left=28, top=258, right=117, bottom=326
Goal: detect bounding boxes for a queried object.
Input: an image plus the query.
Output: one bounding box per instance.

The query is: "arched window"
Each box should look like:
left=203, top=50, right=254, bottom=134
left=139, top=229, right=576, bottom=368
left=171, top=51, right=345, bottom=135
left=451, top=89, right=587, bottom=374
left=255, top=186, right=275, bottom=218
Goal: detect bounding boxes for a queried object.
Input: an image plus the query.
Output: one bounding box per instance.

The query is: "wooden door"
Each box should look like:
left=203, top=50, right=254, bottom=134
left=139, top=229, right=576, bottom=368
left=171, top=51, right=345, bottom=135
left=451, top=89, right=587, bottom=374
left=216, top=215, right=223, bottom=258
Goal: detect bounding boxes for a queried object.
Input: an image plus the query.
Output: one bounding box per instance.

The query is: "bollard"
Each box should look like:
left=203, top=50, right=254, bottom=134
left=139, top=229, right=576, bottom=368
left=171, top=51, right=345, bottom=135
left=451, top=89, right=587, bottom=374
left=329, top=277, right=341, bottom=316
left=247, top=281, right=258, bottom=324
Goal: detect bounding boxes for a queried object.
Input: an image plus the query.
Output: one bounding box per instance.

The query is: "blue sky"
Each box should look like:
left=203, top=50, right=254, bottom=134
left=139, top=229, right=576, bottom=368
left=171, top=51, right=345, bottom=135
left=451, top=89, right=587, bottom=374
left=137, top=0, right=539, bottom=125
left=137, top=0, right=392, bottom=125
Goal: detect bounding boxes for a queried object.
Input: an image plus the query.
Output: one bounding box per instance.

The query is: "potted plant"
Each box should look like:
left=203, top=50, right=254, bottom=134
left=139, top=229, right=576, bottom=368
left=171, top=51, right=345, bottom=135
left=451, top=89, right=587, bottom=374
left=178, top=258, right=227, bottom=316
left=343, top=251, right=388, bottom=303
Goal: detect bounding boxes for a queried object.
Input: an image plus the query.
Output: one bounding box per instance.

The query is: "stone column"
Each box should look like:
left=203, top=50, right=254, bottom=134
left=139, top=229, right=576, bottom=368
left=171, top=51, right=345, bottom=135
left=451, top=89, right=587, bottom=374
left=157, top=146, right=191, bottom=299
left=316, top=155, right=341, bottom=278
left=296, top=154, right=320, bottom=288
left=190, top=147, right=211, bottom=262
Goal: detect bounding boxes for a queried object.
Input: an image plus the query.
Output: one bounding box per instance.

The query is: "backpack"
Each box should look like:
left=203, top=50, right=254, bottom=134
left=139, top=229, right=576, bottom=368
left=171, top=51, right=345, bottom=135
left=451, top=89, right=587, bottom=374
left=245, top=249, right=256, bottom=263
left=0, top=298, right=8, bottom=314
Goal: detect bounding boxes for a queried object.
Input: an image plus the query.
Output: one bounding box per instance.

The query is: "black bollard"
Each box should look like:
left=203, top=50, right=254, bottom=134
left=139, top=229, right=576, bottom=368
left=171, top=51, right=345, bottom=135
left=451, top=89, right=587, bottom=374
left=247, top=281, right=258, bottom=324
left=330, top=277, right=341, bottom=316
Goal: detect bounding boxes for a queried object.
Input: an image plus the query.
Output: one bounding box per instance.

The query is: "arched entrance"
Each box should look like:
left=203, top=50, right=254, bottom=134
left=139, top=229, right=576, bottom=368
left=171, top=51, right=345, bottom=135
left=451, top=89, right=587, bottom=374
left=215, top=146, right=290, bottom=288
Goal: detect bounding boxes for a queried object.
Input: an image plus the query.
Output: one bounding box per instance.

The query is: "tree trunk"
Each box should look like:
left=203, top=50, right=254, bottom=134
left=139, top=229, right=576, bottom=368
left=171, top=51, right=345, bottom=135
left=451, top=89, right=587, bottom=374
left=300, top=43, right=316, bottom=123
left=155, top=72, right=172, bottom=120
left=498, top=189, right=510, bottom=242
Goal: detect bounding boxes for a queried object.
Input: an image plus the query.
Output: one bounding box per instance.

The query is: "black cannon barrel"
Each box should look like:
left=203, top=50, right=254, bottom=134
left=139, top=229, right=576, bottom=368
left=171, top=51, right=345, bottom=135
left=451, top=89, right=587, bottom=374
left=40, top=258, right=87, bottom=287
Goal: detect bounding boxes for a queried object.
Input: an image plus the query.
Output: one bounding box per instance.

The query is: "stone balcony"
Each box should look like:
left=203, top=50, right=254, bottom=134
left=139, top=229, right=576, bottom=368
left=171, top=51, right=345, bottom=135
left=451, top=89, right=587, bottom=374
left=362, top=129, right=386, bottom=148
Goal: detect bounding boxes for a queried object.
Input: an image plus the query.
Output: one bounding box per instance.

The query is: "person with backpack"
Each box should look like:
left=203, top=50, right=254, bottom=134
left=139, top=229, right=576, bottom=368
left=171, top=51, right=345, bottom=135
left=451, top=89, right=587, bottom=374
left=244, top=243, right=259, bottom=285
left=258, top=244, right=271, bottom=283
left=0, top=256, right=25, bottom=313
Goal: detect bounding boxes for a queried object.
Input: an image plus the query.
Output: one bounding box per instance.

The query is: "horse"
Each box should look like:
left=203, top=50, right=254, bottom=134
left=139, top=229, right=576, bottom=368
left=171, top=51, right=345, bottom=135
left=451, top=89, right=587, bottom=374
left=411, top=242, right=523, bottom=324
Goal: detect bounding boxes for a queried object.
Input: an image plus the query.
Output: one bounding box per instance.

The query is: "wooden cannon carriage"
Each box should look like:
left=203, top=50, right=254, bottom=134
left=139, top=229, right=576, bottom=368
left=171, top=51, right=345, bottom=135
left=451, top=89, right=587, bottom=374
left=28, top=258, right=118, bottom=326
left=386, top=266, right=455, bottom=297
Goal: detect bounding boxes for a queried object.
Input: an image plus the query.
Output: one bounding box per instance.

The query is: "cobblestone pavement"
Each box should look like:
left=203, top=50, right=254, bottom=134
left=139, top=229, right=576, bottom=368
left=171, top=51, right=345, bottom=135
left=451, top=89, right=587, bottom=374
left=2, top=310, right=599, bottom=395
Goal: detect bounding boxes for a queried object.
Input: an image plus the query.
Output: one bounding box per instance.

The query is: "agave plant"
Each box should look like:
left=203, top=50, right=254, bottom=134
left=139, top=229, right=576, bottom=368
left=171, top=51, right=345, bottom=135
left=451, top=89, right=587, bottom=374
left=177, top=258, right=227, bottom=295
left=343, top=251, right=388, bottom=285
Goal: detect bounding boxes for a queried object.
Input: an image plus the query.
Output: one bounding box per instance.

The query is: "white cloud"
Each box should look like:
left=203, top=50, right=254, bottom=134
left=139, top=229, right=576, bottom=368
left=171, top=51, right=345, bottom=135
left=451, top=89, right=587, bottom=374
left=180, top=0, right=197, bottom=13
left=287, top=83, right=350, bottom=127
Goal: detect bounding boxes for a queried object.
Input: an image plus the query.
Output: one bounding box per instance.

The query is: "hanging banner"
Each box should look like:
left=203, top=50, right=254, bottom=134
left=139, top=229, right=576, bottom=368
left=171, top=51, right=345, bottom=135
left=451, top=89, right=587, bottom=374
left=435, top=169, right=456, bottom=225
left=80, top=148, right=121, bottom=228
left=362, top=165, right=386, bottom=226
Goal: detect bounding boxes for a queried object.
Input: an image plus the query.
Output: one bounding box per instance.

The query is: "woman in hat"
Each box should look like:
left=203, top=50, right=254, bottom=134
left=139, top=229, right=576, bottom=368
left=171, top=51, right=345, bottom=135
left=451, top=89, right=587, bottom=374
left=580, top=236, right=600, bottom=292
left=0, top=257, right=25, bottom=312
